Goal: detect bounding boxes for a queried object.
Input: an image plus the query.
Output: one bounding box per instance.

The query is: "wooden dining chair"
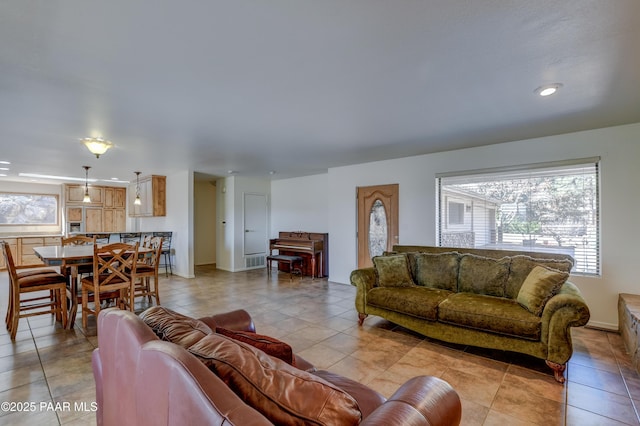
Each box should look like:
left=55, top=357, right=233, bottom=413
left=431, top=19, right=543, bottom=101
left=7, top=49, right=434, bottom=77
left=81, top=242, right=139, bottom=329
left=2, top=241, right=68, bottom=340
left=61, top=235, right=95, bottom=328
left=133, top=236, right=162, bottom=306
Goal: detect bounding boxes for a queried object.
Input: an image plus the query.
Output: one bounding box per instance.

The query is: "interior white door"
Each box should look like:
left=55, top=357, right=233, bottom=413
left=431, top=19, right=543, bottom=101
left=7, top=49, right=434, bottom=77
left=244, top=193, right=268, bottom=255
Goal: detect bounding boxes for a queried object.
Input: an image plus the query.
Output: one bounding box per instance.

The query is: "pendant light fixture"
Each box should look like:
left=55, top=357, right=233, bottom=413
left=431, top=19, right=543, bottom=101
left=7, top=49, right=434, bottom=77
left=134, top=171, right=142, bottom=205
left=82, top=166, right=91, bottom=203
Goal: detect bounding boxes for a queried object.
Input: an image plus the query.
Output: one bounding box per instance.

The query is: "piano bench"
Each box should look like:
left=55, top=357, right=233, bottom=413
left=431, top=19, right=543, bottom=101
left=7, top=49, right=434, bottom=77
left=266, top=255, right=304, bottom=281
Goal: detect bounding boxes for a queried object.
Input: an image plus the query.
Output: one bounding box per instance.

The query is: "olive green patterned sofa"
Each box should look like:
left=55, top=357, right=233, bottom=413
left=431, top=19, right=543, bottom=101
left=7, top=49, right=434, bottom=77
left=350, top=245, right=590, bottom=383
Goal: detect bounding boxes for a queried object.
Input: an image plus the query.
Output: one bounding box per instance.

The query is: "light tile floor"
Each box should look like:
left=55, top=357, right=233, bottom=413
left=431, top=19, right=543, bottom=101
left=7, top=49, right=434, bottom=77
left=0, top=265, right=639, bottom=425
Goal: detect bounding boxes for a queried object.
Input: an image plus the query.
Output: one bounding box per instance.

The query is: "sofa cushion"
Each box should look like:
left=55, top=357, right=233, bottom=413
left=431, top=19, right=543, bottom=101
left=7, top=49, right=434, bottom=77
left=438, top=293, right=541, bottom=340
left=367, top=286, right=452, bottom=321
left=188, top=333, right=362, bottom=426
left=458, top=254, right=510, bottom=297
left=139, top=306, right=212, bottom=347
left=412, top=252, right=460, bottom=291
left=313, top=370, right=386, bottom=420
left=216, top=327, right=295, bottom=366
left=517, top=266, right=570, bottom=316
left=506, top=255, right=574, bottom=299
left=373, top=254, right=415, bottom=287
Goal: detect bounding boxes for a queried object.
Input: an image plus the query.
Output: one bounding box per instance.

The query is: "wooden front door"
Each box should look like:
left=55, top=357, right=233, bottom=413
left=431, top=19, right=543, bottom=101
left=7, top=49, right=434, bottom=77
left=357, top=184, right=399, bottom=268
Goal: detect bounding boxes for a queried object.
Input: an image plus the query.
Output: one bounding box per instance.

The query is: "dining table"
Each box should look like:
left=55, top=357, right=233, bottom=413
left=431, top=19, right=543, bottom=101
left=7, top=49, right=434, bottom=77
left=32, top=244, right=152, bottom=328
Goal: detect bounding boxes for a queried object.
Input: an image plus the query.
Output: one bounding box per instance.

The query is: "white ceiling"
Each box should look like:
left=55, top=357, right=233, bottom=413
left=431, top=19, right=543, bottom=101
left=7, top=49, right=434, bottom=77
left=1, top=1, right=639, bottom=184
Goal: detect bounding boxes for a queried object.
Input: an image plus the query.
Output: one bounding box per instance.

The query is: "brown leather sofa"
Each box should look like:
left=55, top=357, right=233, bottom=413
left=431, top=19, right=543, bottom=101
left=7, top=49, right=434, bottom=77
left=92, top=307, right=462, bottom=426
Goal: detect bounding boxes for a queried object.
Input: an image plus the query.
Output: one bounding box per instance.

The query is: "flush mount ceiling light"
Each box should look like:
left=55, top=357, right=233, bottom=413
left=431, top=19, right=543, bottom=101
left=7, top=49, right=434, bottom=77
left=82, top=166, right=91, bottom=203
left=534, top=83, right=563, bottom=97
left=134, top=171, right=142, bottom=205
left=81, top=137, right=113, bottom=158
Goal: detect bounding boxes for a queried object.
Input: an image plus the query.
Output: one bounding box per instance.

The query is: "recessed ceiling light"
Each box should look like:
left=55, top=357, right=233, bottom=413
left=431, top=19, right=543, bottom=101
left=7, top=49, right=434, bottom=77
left=534, top=83, right=563, bottom=97
left=0, top=161, right=10, bottom=165
left=0, top=174, right=7, bottom=177
left=0, top=167, right=9, bottom=171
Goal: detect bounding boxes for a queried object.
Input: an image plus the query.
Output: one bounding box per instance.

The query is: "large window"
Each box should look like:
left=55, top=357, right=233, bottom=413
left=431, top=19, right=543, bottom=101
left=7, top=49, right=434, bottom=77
left=437, top=158, right=600, bottom=275
left=0, top=193, right=59, bottom=225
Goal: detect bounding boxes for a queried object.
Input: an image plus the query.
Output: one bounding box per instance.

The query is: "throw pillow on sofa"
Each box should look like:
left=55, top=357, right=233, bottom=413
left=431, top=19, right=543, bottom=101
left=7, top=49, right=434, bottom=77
left=188, top=333, right=362, bottom=426
left=517, top=265, right=570, bottom=316
left=140, top=306, right=212, bottom=347
left=458, top=254, right=510, bottom=297
left=372, top=254, right=415, bottom=287
left=412, top=252, right=459, bottom=291
left=216, top=327, right=296, bottom=366
left=505, top=255, right=574, bottom=299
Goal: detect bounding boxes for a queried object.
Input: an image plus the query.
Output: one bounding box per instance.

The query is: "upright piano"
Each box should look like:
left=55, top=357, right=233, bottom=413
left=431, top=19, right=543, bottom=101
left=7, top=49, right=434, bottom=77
left=269, top=231, right=329, bottom=278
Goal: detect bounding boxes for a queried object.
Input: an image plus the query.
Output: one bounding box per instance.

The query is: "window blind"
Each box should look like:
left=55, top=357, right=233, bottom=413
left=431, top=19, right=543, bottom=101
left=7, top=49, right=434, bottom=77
left=436, top=158, right=600, bottom=275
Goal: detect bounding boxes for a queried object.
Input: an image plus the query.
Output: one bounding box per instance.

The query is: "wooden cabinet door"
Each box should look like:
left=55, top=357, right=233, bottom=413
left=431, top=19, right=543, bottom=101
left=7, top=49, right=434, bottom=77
left=20, top=237, right=45, bottom=266
left=85, top=208, right=103, bottom=232
left=114, top=188, right=126, bottom=208
left=152, top=176, right=166, bottom=216
left=88, top=187, right=103, bottom=204
left=103, top=209, right=115, bottom=232
left=67, top=207, right=83, bottom=222
left=103, top=209, right=126, bottom=232
left=67, top=185, right=85, bottom=203
left=114, top=209, right=126, bottom=230
left=104, top=188, right=114, bottom=208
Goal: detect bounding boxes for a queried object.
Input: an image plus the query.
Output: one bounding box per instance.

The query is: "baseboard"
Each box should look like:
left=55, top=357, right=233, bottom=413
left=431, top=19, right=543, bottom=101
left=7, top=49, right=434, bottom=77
left=586, top=320, right=618, bottom=332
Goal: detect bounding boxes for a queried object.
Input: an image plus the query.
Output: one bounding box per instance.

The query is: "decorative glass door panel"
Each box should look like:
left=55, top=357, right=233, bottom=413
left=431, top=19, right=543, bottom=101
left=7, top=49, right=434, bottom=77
left=368, top=199, right=388, bottom=258
left=357, top=184, right=399, bottom=268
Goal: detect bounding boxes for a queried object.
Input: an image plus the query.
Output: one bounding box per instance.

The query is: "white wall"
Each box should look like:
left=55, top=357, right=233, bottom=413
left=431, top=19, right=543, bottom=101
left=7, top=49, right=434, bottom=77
left=270, top=174, right=329, bottom=236
left=215, top=176, right=271, bottom=272
left=273, top=123, right=640, bottom=330
left=138, top=171, right=194, bottom=278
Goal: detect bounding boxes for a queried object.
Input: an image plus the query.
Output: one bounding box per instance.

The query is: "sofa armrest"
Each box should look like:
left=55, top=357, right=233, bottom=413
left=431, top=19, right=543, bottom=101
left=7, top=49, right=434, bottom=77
left=361, top=376, right=461, bottom=426
left=540, top=281, right=590, bottom=364
left=350, top=268, right=377, bottom=314
left=198, top=309, right=256, bottom=333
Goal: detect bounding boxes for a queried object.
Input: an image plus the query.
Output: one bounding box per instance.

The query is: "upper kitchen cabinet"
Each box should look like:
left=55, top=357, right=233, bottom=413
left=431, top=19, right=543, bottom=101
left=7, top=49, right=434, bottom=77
left=66, top=185, right=103, bottom=205
left=104, top=187, right=126, bottom=209
left=129, top=175, right=166, bottom=217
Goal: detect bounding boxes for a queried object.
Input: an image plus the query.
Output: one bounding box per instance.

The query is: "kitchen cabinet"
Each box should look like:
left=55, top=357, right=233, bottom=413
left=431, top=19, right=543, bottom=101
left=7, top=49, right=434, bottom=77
left=0, top=236, right=61, bottom=269
left=67, top=207, right=83, bottom=222
left=66, top=185, right=103, bottom=205
left=0, top=238, right=17, bottom=269
left=129, top=175, right=166, bottom=217
left=20, top=237, right=59, bottom=265
left=104, top=209, right=126, bottom=232
left=85, top=208, right=104, bottom=233
left=105, top=187, right=126, bottom=209
left=64, top=184, right=127, bottom=233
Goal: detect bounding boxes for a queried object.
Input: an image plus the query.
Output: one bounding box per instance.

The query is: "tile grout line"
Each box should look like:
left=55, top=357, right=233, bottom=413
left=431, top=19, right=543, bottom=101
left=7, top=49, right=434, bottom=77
left=27, top=318, right=63, bottom=426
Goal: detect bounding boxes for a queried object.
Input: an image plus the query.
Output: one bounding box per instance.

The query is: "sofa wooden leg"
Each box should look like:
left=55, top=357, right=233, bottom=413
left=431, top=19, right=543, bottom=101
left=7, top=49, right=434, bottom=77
left=545, top=360, right=566, bottom=383
left=358, top=313, right=367, bottom=326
